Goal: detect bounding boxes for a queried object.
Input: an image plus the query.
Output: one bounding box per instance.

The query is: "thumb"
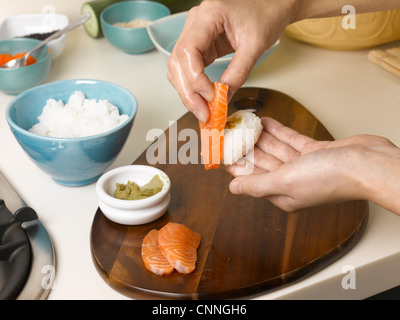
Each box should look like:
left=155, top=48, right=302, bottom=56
left=229, top=172, right=280, bottom=198
left=220, top=42, right=264, bottom=94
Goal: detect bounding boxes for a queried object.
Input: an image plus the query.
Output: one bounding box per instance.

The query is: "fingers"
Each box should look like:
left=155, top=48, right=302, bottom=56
left=167, top=57, right=212, bottom=123
left=220, top=36, right=265, bottom=94
left=261, top=117, right=316, bottom=153
left=167, top=1, right=267, bottom=122
left=224, top=162, right=266, bottom=177
left=224, top=118, right=310, bottom=177
left=252, top=146, right=284, bottom=171
left=167, top=6, right=220, bottom=123
left=223, top=145, right=283, bottom=176
left=256, top=129, right=301, bottom=163
left=229, top=171, right=280, bottom=198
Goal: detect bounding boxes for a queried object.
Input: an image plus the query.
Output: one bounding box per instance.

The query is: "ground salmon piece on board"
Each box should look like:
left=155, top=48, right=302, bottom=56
left=199, top=82, right=229, bottom=170
left=158, top=222, right=201, bottom=274
left=141, top=229, right=174, bottom=276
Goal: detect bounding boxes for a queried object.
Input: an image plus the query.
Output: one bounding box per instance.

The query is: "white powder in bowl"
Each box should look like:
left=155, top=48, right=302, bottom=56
left=29, top=91, right=129, bottom=138
left=113, top=19, right=151, bottom=28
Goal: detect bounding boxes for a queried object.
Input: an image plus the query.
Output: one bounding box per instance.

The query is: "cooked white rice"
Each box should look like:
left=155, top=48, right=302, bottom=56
left=29, top=91, right=129, bottom=138
left=223, top=110, right=263, bottom=165
left=113, top=19, right=151, bottom=28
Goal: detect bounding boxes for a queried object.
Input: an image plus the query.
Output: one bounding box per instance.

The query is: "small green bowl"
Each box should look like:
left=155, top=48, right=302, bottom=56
left=101, top=0, right=170, bottom=54
left=0, top=38, right=51, bottom=95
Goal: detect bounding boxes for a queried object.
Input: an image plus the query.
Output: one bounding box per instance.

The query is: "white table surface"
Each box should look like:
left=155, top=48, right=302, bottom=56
left=1, top=1, right=400, bottom=300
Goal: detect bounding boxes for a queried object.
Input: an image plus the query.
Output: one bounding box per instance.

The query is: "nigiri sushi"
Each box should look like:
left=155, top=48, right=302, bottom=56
left=198, top=82, right=262, bottom=168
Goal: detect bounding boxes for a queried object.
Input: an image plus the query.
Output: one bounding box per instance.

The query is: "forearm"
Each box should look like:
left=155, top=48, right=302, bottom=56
left=290, top=0, right=400, bottom=23
left=353, top=140, right=400, bottom=216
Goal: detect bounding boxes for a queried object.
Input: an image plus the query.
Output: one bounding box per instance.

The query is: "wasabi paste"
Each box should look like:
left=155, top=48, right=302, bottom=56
left=114, top=175, right=164, bottom=200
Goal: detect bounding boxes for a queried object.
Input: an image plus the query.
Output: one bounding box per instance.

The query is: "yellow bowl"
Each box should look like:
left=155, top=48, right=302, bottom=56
left=285, top=9, right=400, bottom=50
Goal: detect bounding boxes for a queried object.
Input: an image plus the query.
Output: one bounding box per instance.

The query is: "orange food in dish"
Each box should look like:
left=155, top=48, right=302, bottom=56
left=199, top=82, right=229, bottom=170
left=141, top=222, right=201, bottom=275
left=158, top=222, right=201, bottom=274
left=0, top=52, right=37, bottom=67
left=141, top=229, right=175, bottom=276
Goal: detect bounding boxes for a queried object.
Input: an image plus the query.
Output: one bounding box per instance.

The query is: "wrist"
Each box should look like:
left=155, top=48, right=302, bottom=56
left=352, top=140, right=400, bottom=215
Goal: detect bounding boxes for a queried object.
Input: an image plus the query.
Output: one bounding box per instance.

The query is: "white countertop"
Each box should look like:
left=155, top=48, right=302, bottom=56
left=2, top=1, right=400, bottom=300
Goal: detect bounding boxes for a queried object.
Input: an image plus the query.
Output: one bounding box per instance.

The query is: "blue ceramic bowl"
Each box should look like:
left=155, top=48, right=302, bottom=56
left=147, top=11, right=279, bottom=81
left=0, top=38, right=51, bottom=95
left=6, top=79, right=138, bottom=187
left=101, top=0, right=170, bottom=54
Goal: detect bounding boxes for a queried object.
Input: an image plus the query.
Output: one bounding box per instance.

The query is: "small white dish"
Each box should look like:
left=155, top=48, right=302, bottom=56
left=0, top=13, right=69, bottom=60
left=96, top=165, right=171, bottom=225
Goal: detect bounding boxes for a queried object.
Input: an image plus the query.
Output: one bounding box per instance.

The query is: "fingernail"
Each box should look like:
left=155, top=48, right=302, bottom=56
left=230, top=180, right=242, bottom=194
left=193, top=110, right=207, bottom=123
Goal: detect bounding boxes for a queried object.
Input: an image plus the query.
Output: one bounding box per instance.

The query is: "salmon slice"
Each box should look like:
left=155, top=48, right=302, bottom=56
left=158, top=222, right=201, bottom=274
left=141, top=229, right=174, bottom=276
left=199, top=82, right=229, bottom=170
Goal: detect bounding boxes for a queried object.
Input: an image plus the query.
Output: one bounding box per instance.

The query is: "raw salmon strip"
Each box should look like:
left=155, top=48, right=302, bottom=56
left=158, top=222, right=201, bottom=274
left=141, top=229, right=174, bottom=276
left=199, top=82, right=229, bottom=170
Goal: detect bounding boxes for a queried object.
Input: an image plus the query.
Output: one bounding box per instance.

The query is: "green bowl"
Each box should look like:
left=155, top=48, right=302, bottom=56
left=101, top=0, right=170, bottom=54
left=0, top=38, right=51, bottom=95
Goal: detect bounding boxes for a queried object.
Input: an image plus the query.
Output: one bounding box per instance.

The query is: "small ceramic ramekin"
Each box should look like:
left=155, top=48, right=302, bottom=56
left=96, top=165, right=171, bottom=225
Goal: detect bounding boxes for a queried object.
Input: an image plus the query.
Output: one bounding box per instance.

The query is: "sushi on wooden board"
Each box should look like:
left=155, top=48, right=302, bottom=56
left=199, top=82, right=263, bottom=170
left=91, top=87, right=368, bottom=300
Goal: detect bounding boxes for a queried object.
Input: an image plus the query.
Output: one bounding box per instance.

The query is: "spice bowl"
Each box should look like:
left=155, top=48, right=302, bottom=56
left=96, top=165, right=171, bottom=225
left=100, top=0, right=170, bottom=54
left=0, top=38, right=51, bottom=95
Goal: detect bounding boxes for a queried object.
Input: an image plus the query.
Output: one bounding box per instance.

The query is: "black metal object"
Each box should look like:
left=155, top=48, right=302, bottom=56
left=0, top=199, right=38, bottom=300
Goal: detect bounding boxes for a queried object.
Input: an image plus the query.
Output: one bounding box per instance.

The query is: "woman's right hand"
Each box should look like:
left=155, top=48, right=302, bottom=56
left=167, top=0, right=297, bottom=123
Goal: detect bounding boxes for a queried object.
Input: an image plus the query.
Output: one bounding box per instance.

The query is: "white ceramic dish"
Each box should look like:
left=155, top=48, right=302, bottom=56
left=96, top=165, right=171, bottom=225
left=147, top=11, right=279, bottom=81
left=0, top=13, right=69, bottom=60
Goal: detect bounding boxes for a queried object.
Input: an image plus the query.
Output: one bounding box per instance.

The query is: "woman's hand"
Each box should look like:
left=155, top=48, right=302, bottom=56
left=167, top=0, right=296, bottom=123
left=167, top=0, right=400, bottom=124
left=225, top=117, right=400, bottom=214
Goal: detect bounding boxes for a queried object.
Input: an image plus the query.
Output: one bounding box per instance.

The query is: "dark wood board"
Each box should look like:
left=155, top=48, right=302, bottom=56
left=90, top=87, right=369, bottom=300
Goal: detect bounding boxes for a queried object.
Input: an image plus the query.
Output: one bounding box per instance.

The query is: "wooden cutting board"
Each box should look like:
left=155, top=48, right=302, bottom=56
left=90, top=87, right=368, bottom=300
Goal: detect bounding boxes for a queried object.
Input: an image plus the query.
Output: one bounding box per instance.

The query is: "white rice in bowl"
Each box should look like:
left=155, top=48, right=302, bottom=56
left=29, top=91, right=129, bottom=138
left=223, top=110, right=263, bottom=165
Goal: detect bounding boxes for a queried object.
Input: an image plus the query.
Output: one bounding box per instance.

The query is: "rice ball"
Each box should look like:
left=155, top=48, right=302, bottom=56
left=222, top=110, right=263, bottom=165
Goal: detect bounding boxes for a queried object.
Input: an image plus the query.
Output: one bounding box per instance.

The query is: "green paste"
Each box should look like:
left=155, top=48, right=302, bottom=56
left=113, top=175, right=164, bottom=200
left=225, top=115, right=242, bottom=130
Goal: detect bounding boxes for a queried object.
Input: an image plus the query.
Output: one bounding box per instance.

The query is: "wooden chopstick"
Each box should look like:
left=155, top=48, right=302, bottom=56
left=368, top=47, right=400, bottom=77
